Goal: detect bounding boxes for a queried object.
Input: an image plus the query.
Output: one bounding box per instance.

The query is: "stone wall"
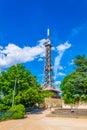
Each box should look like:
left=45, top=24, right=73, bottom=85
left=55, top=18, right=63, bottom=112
left=45, top=98, right=87, bottom=109
left=45, top=98, right=62, bottom=109
left=62, top=101, right=87, bottom=109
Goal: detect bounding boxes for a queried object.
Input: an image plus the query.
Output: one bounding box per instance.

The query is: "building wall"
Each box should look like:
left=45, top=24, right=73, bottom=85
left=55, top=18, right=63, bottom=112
left=45, top=98, right=62, bottom=108
left=62, top=101, right=87, bottom=109
left=45, top=98, right=87, bottom=109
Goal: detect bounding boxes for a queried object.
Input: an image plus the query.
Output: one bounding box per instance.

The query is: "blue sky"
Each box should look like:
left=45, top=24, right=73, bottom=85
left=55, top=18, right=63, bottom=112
left=0, top=0, right=87, bottom=88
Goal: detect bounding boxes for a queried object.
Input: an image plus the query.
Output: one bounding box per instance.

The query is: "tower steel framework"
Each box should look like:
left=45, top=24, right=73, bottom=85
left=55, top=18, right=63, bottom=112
left=43, top=29, right=59, bottom=94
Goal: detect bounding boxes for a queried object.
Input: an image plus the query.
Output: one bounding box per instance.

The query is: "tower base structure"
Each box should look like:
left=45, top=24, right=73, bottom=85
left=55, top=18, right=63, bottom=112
left=43, top=85, right=60, bottom=98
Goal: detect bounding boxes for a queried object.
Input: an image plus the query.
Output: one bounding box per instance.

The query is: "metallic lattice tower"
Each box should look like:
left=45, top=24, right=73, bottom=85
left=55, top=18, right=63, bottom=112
left=43, top=29, right=58, bottom=93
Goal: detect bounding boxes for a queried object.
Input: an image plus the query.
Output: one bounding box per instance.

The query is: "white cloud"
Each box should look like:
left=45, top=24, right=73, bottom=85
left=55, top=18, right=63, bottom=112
left=55, top=81, right=61, bottom=85
left=38, top=58, right=43, bottom=61
left=58, top=66, right=64, bottom=70
left=0, top=38, right=71, bottom=81
left=57, top=72, right=66, bottom=77
left=70, top=59, right=74, bottom=65
left=54, top=41, right=71, bottom=79
left=57, top=41, right=71, bottom=51
left=38, top=39, right=46, bottom=46
left=0, top=46, right=3, bottom=49
left=0, top=39, right=46, bottom=68
left=52, top=46, right=55, bottom=50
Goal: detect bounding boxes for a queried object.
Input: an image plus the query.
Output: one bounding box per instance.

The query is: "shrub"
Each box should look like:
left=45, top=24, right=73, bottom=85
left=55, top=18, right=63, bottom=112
left=0, top=104, right=5, bottom=110
left=0, top=104, right=10, bottom=111
left=0, top=111, right=14, bottom=121
left=8, top=104, right=25, bottom=119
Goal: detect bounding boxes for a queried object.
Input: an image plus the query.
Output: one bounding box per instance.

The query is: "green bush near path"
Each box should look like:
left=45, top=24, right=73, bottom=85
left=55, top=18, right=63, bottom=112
left=0, top=111, right=14, bottom=121
left=0, top=104, right=25, bottom=121
left=8, top=104, right=25, bottom=119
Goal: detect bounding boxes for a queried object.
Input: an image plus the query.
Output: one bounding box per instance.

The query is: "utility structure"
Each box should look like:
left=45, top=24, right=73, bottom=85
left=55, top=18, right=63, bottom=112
left=43, top=29, right=60, bottom=97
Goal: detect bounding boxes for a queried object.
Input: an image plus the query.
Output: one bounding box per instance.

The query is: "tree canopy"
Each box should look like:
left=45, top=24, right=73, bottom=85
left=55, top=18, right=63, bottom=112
left=0, top=64, right=53, bottom=110
left=60, top=55, right=87, bottom=104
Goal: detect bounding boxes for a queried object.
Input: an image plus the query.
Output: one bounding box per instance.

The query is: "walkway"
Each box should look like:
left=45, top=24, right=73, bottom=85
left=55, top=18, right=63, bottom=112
left=0, top=110, right=87, bottom=130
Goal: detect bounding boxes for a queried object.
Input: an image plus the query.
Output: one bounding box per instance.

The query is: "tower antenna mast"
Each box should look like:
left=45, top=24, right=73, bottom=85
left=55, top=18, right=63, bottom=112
left=43, top=29, right=59, bottom=96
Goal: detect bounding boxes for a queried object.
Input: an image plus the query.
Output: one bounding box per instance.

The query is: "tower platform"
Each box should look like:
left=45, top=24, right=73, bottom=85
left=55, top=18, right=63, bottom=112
left=43, top=84, right=60, bottom=98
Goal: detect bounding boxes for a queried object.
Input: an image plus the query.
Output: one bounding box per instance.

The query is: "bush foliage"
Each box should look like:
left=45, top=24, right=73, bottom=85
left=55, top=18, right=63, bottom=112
left=60, top=55, right=87, bottom=104
left=0, top=104, right=25, bottom=121
left=8, top=104, right=25, bottom=119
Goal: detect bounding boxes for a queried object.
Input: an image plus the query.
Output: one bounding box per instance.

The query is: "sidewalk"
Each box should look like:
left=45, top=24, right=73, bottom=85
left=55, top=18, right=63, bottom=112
left=0, top=110, right=87, bottom=130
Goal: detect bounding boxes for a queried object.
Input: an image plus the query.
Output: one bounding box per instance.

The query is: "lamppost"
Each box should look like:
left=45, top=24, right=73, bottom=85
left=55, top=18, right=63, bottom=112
left=12, top=78, right=17, bottom=107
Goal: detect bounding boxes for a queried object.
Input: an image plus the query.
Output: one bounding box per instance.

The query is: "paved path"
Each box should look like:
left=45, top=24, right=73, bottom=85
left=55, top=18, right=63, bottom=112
left=0, top=110, right=87, bottom=130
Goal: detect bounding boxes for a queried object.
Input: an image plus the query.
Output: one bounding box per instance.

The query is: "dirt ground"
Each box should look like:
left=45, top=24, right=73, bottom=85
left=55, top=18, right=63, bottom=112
left=0, top=110, right=87, bottom=130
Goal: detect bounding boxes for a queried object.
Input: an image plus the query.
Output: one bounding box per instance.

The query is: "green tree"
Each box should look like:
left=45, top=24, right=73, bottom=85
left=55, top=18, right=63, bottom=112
left=0, top=64, right=53, bottom=110
left=74, top=55, right=87, bottom=72
left=0, top=64, right=40, bottom=110
left=60, top=55, right=87, bottom=104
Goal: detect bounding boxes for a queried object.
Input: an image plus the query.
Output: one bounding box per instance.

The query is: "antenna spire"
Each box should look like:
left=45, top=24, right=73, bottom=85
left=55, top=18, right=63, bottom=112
left=47, top=28, right=50, bottom=39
